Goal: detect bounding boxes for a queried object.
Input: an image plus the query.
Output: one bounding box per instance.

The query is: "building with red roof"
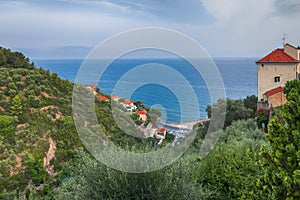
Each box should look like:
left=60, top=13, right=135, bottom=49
left=136, top=110, right=147, bottom=115
left=86, top=84, right=98, bottom=95
left=86, top=84, right=97, bottom=89
left=263, top=86, right=286, bottom=108
left=264, top=86, right=283, bottom=96
left=1, top=86, right=7, bottom=90
left=98, top=95, right=109, bottom=101
left=256, top=49, right=299, bottom=63
left=155, top=128, right=167, bottom=139
left=123, top=100, right=133, bottom=105
left=110, top=94, right=120, bottom=101
left=120, top=100, right=137, bottom=112
left=257, top=43, right=300, bottom=108
left=136, top=110, right=147, bottom=122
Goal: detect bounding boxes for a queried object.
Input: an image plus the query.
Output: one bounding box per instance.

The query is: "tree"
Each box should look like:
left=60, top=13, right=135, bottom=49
left=206, top=98, right=255, bottom=128
left=194, top=141, right=264, bottom=199
left=192, top=119, right=266, bottom=199
left=10, top=94, right=23, bottom=116
left=258, top=80, right=300, bottom=199
left=135, top=100, right=147, bottom=110
left=148, top=108, right=162, bottom=122
left=51, top=149, right=206, bottom=200
left=0, top=50, right=6, bottom=66
left=0, top=115, right=15, bottom=135
left=243, top=95, right=258, bottom=113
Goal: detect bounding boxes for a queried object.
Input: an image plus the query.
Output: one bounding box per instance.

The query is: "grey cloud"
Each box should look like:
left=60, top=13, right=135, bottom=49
left=275, top=0, right=300, bottom=15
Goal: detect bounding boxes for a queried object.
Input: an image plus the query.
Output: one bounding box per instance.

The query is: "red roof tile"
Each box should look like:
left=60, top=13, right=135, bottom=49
left=98, top=95, right=108, bottom=101
left=137, top=110, right=147, bottom=115
left=158, top=128, right=166, bottom=132
left=86, top=84, right=97, bottom=88
left=264, top=86, right=283, bottom=96
left=256, top=49, right=299, bottom=63
left=110, top=94, right=120, bottom=100
left=1, top=86, right=7, bottom=90
left=123, top=100, right=133, bottom=105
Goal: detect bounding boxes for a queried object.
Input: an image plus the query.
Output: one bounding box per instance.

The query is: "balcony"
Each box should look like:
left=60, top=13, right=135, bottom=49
left=257, top=101, right=269, bottom=110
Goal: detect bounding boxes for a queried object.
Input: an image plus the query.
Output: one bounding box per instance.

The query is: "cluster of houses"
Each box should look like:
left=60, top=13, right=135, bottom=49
left=85, top=84, right=167, bottom=141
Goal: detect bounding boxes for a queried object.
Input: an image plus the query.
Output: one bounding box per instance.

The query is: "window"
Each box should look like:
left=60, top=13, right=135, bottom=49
left=274, top=76, right=280, bottom=82
left=298, top=73, right=300, bottom=80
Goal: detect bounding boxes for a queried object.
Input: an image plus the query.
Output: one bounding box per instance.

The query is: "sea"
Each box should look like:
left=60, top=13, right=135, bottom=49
left=33, top=58, right=258, bottom=123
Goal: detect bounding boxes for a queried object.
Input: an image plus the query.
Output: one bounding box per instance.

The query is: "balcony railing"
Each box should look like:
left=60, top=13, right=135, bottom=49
left=257, top=101, right=269, bottom=110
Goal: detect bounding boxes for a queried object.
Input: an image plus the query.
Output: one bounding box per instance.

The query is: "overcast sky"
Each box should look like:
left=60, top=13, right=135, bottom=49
left=1, top=0, right=300, bottom=58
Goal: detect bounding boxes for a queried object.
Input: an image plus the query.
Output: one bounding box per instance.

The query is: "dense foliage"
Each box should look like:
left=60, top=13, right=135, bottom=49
left=0, top=47, right=34, bottom=69
left=258, top=80, right=300, bottom=199
left=50, top=149, right=202, bottom=200
left=193, top=119, right=266, bottom=199
left=206, top=95, right=257, bottom=128
left=0, top=48, right=170, bottom=198
left=0, top=49, right=81, bottom=198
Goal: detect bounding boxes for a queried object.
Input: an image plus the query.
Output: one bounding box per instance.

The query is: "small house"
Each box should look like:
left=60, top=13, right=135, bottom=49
left=136, top=110, right=147, bottom=122
left=263, top=86, right=287, bottom=108
left=256, top=43, right=300, bottom=108
left=85, top=84, right=97, bottom=95
left=110, top=94, right=121, bottom=101
left=120, top=100, right=137, bottom=112
left=155, top=128, right=167, bottom=139
left=98, top=95, right=109, bottom=101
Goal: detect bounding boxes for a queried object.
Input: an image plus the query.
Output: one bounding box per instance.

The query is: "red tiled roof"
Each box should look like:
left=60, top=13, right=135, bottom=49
left=86, top=84, right=97, bottom=88
left=1, top=86, right=7, bottom=90
left=123, top=100, right=133, bottom=105
left=98, top=95, right=108, bottom=101
left=158, top=128, right=166, bottom=132
left=256, top=49, right=299, bottom=63
left=137, top=110, right=147, bottom=115
left=110, top=94, right=120, bottom=100
left=264, top=86, right=283, bottom=96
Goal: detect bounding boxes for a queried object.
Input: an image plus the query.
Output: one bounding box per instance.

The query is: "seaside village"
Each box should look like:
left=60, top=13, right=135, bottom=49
left=83, top=43, right=300, bottom=145
left=257, top=43, right=300, bottom=109
left=85, top=84, right=168, bottom=145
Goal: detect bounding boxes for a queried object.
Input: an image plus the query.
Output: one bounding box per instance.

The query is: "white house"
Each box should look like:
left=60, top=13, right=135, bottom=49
left=120, top=100, right=137, bottom=112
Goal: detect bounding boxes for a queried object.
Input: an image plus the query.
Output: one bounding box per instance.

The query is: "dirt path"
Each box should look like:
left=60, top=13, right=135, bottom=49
left=44, top=137, right=57, bottom=177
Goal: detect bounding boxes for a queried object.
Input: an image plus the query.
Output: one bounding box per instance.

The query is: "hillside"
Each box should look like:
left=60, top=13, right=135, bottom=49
left=0, top=47, right=160, bottom=198
left=0, top=48, right=80, bottom=197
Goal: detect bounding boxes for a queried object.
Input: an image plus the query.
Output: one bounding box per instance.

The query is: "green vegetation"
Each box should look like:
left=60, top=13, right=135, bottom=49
left=0, top=47, right=299, bottom=199
left=206, top=95, right=257, bottom=128
left=0, top=47, right=34, bottom=69
left=193, top=119, right=266, bottom=199
left=258, top=80, right=300, bottom=199
left=50, top=149, right=201, bottom=200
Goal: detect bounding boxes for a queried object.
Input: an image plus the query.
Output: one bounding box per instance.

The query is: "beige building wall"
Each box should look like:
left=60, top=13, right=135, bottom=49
left=139, top=114, right=147, bottom=122
left=267, top=91, right=287, bottom=108
left=257, top=63, right=296, bottom=100
left=284, top=44, right=300, bottom=60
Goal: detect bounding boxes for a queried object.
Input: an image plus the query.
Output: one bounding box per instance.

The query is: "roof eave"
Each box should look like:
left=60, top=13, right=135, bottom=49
left=256, top=61, right=299, bottom=64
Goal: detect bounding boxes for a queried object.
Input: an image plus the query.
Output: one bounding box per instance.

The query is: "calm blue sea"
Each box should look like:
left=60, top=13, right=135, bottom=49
left=33, top=58, right=257, bottom=123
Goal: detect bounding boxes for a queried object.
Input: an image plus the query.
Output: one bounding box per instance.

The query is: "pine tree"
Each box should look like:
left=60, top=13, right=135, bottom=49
left=0, top=50, right=6, bottom=66
left=10, top=95, right=23, bottom=116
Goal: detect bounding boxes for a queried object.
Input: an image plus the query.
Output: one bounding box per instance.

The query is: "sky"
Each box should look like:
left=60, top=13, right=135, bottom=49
left=0, top=0, right=300, bottom=59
